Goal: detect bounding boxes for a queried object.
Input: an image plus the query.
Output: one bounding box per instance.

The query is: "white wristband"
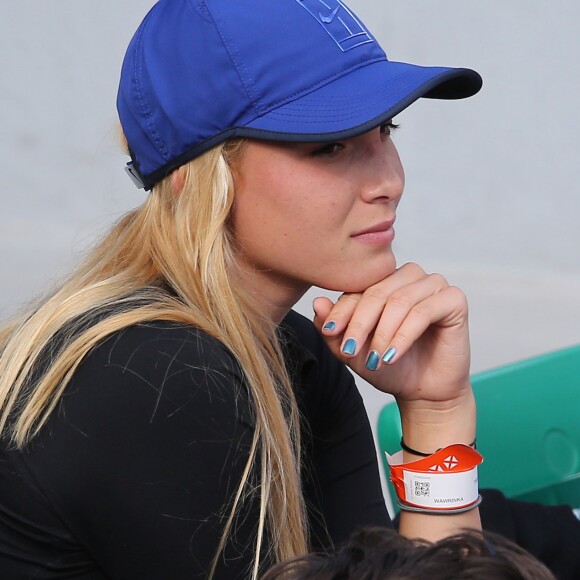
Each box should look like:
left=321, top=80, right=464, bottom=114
left=387, top=444, right=483, bottom=512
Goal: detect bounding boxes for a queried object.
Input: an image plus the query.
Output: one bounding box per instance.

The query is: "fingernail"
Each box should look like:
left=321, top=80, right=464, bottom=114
left=365, top=350, right=380, bottom=371
left=382, top=346, right=397, bottom=364
left=341, top=338, right=357, bottom=355
left=323, top=321, right=336, bottom=331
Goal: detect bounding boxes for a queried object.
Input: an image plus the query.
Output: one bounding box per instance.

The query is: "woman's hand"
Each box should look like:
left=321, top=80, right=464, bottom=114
left=312, top=262, right=472, bottom=412
left=313, top=262, right=480, bottom=538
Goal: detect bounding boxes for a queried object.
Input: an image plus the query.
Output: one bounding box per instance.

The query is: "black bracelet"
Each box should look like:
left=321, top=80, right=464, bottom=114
left=400, top=437, right=477, bottom=457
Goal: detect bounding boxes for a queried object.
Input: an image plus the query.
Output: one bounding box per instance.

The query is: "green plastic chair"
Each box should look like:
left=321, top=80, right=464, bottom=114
left=377, top=344, right=580, bottom=515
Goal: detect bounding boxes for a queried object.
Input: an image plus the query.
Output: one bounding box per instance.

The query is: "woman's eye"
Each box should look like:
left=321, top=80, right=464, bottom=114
left=380, top=120, right=400, bottom=137
left=311, top=142, right=344, bottom=157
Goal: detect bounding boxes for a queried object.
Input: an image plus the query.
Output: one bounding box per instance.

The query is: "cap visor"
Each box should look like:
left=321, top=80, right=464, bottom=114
left=243, top=60, right=482, bottom=141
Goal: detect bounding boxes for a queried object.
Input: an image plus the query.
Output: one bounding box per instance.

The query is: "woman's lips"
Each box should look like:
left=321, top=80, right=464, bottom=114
left=351, top=219, right=396, bottom=244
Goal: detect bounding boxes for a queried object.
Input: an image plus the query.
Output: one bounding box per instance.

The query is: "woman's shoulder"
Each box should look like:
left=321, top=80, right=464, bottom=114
left=60, top=320, right=252, bottom=430
left=92, top=320, right=237, bottom=370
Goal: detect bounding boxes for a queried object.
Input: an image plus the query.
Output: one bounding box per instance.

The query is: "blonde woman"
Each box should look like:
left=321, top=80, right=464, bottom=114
left=0, top=0, right=514, bottom=578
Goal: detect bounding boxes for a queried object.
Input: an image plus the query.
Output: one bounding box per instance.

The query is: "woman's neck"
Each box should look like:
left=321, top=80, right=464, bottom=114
left=234, top=263, right=310, bottom=326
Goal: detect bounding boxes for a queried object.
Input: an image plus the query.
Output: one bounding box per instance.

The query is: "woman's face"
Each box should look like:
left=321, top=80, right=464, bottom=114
left=230, top=124, right=405, bottom=306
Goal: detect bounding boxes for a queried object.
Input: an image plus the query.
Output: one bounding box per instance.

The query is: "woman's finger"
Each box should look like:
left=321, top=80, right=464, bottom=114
left=312, top=296, right=345, bottom=356
left=342, top=272, right=449, bottom=365
left=374, top=285, right=469, bottom=366
left=316, top=263, right=428, bottom=353
left=316, top=293, right=362, bottom=335
left=312, top=296, right=334, bottom=334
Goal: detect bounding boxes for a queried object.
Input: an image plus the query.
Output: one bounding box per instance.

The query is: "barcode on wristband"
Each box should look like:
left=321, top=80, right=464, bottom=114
left=414, top=480, right=430, bottom=497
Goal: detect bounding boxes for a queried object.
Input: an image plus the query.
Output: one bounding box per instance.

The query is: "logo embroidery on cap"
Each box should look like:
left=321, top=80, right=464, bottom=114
left=295, top=0, right=374, bottom=52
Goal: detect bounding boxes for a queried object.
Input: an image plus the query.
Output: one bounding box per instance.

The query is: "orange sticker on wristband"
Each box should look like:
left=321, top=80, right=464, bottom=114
left=387, top=444, right=483, bottom=510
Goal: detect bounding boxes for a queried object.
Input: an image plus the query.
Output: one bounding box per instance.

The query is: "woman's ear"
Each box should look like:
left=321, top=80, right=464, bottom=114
left=171, top=167, right=186, bottom=193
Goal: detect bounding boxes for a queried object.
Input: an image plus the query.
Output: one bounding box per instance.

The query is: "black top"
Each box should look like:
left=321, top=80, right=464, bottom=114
left=0, top=311, right=390, bottom=579
left=1, top=310, right=580, bottom=579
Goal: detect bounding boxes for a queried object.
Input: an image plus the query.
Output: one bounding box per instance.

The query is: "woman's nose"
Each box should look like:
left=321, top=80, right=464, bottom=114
left=359, top=138, right=405, bottom=204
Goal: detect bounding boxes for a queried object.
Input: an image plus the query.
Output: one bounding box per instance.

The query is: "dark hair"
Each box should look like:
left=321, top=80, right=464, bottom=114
left=261, top=527, right=555, bottom=580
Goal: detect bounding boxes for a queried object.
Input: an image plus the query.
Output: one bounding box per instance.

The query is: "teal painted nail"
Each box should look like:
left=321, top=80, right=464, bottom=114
left=341, top=338, right=357, bottom=355
left=365, top=351, right=380, bottom=371
left=323, top=321, right=336, bottom=331
left=382, top=346, right=397, bottom=364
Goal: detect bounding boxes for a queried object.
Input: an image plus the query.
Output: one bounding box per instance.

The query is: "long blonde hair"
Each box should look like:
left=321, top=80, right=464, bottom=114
left=0, top=140, right=308, bottom=577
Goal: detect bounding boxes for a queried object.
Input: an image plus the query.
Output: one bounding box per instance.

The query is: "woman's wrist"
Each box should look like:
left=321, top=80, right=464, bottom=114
left=397, top=387, right=476, bottom=460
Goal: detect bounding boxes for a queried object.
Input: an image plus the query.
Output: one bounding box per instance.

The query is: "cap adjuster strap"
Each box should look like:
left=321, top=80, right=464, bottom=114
left=387, top=444, right=483, bottom=514
left=125, top=161, right=146, bottom=190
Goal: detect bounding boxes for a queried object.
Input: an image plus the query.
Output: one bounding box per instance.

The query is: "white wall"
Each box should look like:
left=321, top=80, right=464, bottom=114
left=1, top=1, right=579, bottom=457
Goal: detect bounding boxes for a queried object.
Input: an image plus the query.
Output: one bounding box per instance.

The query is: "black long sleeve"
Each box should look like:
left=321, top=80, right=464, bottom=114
left=0, top=312, right=390, bottom=578
left=479, top=488, right=580, bottom=580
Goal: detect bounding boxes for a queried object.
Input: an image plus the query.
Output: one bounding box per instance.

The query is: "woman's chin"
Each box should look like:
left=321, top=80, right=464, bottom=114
left=318, top=257, right=398, bottom=294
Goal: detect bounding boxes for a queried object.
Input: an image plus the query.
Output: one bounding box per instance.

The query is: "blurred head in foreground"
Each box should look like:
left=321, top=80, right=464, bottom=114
left=261, top=526, right=555, bottom=580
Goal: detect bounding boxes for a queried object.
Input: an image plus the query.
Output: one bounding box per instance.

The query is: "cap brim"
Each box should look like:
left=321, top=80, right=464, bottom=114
left=242, top=60, right=482, bottom=142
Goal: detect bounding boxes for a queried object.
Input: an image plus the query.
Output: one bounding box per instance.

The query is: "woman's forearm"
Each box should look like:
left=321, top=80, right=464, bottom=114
left=397, top=389, right=481, bottom=541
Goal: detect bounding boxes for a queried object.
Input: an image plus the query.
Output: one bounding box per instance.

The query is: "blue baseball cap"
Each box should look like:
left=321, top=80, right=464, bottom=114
left=117, top=0, right=482, bottom=190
